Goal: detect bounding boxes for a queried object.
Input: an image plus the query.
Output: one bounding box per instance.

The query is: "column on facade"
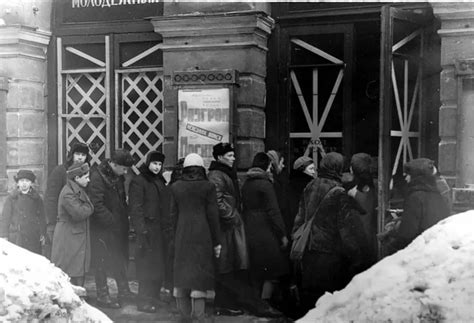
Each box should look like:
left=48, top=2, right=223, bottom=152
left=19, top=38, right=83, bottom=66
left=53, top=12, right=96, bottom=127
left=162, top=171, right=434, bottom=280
left=150, top=4, right=274, bottom=168
left=433, top=3, right=474, bottom=187
left=0, top=26, right=51, bottom=202
left=0, top=77, right=8, bottom=196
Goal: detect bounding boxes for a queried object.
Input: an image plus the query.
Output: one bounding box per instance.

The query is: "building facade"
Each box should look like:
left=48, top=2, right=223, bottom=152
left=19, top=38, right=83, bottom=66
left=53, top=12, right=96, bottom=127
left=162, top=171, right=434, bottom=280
left=1, top=1, right=474, bottom=218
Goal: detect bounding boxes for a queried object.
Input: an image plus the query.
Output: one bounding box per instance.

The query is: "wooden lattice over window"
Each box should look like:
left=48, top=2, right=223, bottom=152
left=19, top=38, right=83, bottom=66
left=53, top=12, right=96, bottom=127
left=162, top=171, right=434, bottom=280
left=119, top=69, right=164, bottom=167
left=64, top=72, right=108, bottom=165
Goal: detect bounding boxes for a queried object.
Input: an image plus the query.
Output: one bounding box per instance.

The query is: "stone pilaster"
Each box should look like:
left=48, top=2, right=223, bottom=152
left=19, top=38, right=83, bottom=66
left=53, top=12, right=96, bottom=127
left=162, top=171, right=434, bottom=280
left=0, top=26, right=51, bottom=195
left=150, top=9, right=274, bottom=169
left=433, top=3, right=474, bottom=185
left=0, top=77, right=8, bottom=196
left=433, top=3, right=474, bottom=211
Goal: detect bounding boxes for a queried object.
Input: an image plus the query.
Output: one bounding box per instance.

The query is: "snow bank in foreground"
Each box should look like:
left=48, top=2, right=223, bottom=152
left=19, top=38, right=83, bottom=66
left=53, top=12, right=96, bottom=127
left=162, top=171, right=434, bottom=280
left=299, top=210, right=474, bottom=323
left=0, top=238, right=111, bottom=322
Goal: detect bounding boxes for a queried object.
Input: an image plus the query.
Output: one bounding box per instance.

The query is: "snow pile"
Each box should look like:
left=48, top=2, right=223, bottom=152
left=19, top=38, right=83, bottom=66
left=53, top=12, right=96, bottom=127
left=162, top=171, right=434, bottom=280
left=299, top=210, right=474, bottom=323
left=0, top=238, right=111, bottom=322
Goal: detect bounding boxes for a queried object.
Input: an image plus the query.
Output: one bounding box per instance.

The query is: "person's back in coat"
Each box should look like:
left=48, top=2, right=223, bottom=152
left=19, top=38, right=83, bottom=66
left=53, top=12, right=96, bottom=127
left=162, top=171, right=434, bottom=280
left=292, top=152, right=367, bottom=315
left=242, top=153, right=289, bottom=306
left=387, top=158, right=450, bottom=253
left=88, top=149, right=135, bottom=309
left=164, top=153, right=222, bottom=322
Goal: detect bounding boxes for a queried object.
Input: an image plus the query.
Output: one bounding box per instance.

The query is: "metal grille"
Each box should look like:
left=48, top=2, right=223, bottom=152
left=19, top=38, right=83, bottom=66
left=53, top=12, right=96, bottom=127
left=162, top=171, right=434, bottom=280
left=120, top=70, right=164, bottom=167
left=64, top=72, right=108, bottom=165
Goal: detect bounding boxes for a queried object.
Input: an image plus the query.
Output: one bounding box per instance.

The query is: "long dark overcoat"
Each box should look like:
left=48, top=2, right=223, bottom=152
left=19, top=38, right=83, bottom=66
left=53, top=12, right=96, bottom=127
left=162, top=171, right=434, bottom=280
left=51, top=179, right=94, bottom=277
left=208, top=161, right=248, bottom=274
left=390, top=176, right=450, bottom=252
left=0, top=189, right=46, bottom=254
left=241, top=168, right=289, bottom=281
left=88, top=160, right=129, bottom=269
left=128, top=167, right=167, bottom=282
left=164, top=166, right=221, bottom=292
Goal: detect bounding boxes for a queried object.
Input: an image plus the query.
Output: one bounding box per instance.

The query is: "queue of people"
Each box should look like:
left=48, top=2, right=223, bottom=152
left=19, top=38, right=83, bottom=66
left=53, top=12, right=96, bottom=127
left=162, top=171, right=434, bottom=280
left=0, top=140, right=452, bottom=322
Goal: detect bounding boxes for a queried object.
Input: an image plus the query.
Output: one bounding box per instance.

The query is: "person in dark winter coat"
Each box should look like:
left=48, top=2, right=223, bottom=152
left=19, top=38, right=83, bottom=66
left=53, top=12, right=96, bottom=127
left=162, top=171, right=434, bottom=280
left=128, top=151, right=167, bottom=313
left=51, top=162, right=93, bottom=287
left=88, top=149, right=135, bottom=309
left=43, top=142, right=90, bottom=258
left=289, top=156, right=315, bottom=232
left=347, top=153, right=378, bottom=267
left=242, top=152, right=289, bottom=302
left=292, top=152, right=367, bottom=314
left=267, top=150, right=291, bottom=235
left=386, top=158, right=450, bottom=253
left=0, top=170, right=46, bottom=255
left=208, top=143, right=282, bottom=318
left=164, top=153, right=222, bottom=322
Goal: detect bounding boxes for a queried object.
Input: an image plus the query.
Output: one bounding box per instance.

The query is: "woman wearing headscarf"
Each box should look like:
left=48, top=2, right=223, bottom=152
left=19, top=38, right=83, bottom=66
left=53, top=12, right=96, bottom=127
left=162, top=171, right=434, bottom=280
left=386, top=158, right=450, bottom=253
left=128, top=151, right=167, bottom=313
left=242, top=152, right=289, bottom=311
left=347, top=153, right=378, bottom=266
left=163, top=153, right=222, bottom=322
left=288, top=156, right=315, bottom=232
left=267, top=150, right=291, bottom=234
left=292, top=152, right=366, bottom=314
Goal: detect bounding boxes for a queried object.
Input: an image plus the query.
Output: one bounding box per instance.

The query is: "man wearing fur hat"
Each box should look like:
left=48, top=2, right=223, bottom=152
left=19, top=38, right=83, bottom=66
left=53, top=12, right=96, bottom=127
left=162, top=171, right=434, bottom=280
left=0, top=170, right=46, bottom=255
left=128, top=151, right=167, bottom=313
left=384, top=158, right=450, bottom=254
left=88, top=149, right=136, bottom=308
left=51, top=162, right=93, bottom=287
left=208, top=143, right=279, bottom=317
left=44, top=142, right=90, bottom=258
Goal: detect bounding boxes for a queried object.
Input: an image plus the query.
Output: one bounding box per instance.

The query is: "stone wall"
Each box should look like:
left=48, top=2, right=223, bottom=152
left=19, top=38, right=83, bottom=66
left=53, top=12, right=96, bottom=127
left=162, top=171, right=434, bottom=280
left=150, top=3, right=273, bottom=169
left=433, top=3, right=474, bottom=187
left=0, top=26, right=51, bottom=209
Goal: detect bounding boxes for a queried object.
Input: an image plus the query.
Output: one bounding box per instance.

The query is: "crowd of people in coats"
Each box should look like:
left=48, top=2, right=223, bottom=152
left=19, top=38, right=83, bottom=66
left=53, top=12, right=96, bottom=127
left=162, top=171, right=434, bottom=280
left=0, top=140, right=452, bottom=322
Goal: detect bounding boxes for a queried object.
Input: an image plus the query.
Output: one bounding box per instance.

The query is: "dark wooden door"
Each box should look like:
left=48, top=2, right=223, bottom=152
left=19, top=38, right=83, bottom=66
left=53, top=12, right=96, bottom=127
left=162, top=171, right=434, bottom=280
left=378, top=5, right=431, bottom=256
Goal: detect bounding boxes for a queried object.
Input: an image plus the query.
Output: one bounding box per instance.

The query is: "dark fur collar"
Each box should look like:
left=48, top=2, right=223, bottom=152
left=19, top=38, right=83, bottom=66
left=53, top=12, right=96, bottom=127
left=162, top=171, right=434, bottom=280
left=246, top=167, right=273, bottom=182
left=138, top=165, right=166, bottom=184
left=209, top=160, right=237, bottom=180
left=11, top=188, right=41, bottom=200
left=97, top=159, right=122, bottom=187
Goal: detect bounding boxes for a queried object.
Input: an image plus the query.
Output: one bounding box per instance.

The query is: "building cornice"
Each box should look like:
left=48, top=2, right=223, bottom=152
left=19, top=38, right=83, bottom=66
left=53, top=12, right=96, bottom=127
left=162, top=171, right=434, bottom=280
left=149, top=11, right=275, bottom=39
left=0, top=25, right=51, bottom=46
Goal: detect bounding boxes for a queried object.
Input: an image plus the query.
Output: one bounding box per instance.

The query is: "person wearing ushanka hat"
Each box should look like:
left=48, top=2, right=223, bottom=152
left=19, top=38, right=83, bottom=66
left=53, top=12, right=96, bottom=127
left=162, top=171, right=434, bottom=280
left=44, top=141, right=91, bottom=259
left=88, top=149, right=136, bottom=308
left=128, top=150, right=167, bottom=313
left=51, top=161, right=93, bottom=287
left=384, top=158, right=450, bottom=254
left=0, top=169, right=46, bottom=255
left=163, top=152, right=222, bottom=321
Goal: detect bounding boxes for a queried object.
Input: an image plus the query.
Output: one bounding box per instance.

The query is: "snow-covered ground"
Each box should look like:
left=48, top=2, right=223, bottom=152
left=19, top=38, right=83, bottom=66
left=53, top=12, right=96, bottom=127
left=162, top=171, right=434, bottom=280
left=0, top=238, right=111, bottom=322
left=299, top=210, right=474, bottom=323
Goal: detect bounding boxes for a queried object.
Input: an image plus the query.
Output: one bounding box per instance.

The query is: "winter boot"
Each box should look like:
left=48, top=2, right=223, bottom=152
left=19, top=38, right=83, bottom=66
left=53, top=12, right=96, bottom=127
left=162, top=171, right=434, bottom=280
left=191, top=298, right=206, bottom=323
left=96, top=287, right=120, bottom=309
left=176, top=297, right=192, bottom=323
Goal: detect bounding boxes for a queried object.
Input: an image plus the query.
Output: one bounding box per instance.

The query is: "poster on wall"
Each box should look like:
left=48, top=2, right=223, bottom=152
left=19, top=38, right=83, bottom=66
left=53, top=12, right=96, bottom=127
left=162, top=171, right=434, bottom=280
left=178, top=88, right=230, bottom=167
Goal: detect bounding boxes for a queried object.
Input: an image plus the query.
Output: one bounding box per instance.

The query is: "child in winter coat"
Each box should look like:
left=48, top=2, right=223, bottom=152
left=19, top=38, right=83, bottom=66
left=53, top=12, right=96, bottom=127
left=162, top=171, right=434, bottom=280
left=51, top=162, right=94, bottom=287
left=0, top=170, right=46, bottom=254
